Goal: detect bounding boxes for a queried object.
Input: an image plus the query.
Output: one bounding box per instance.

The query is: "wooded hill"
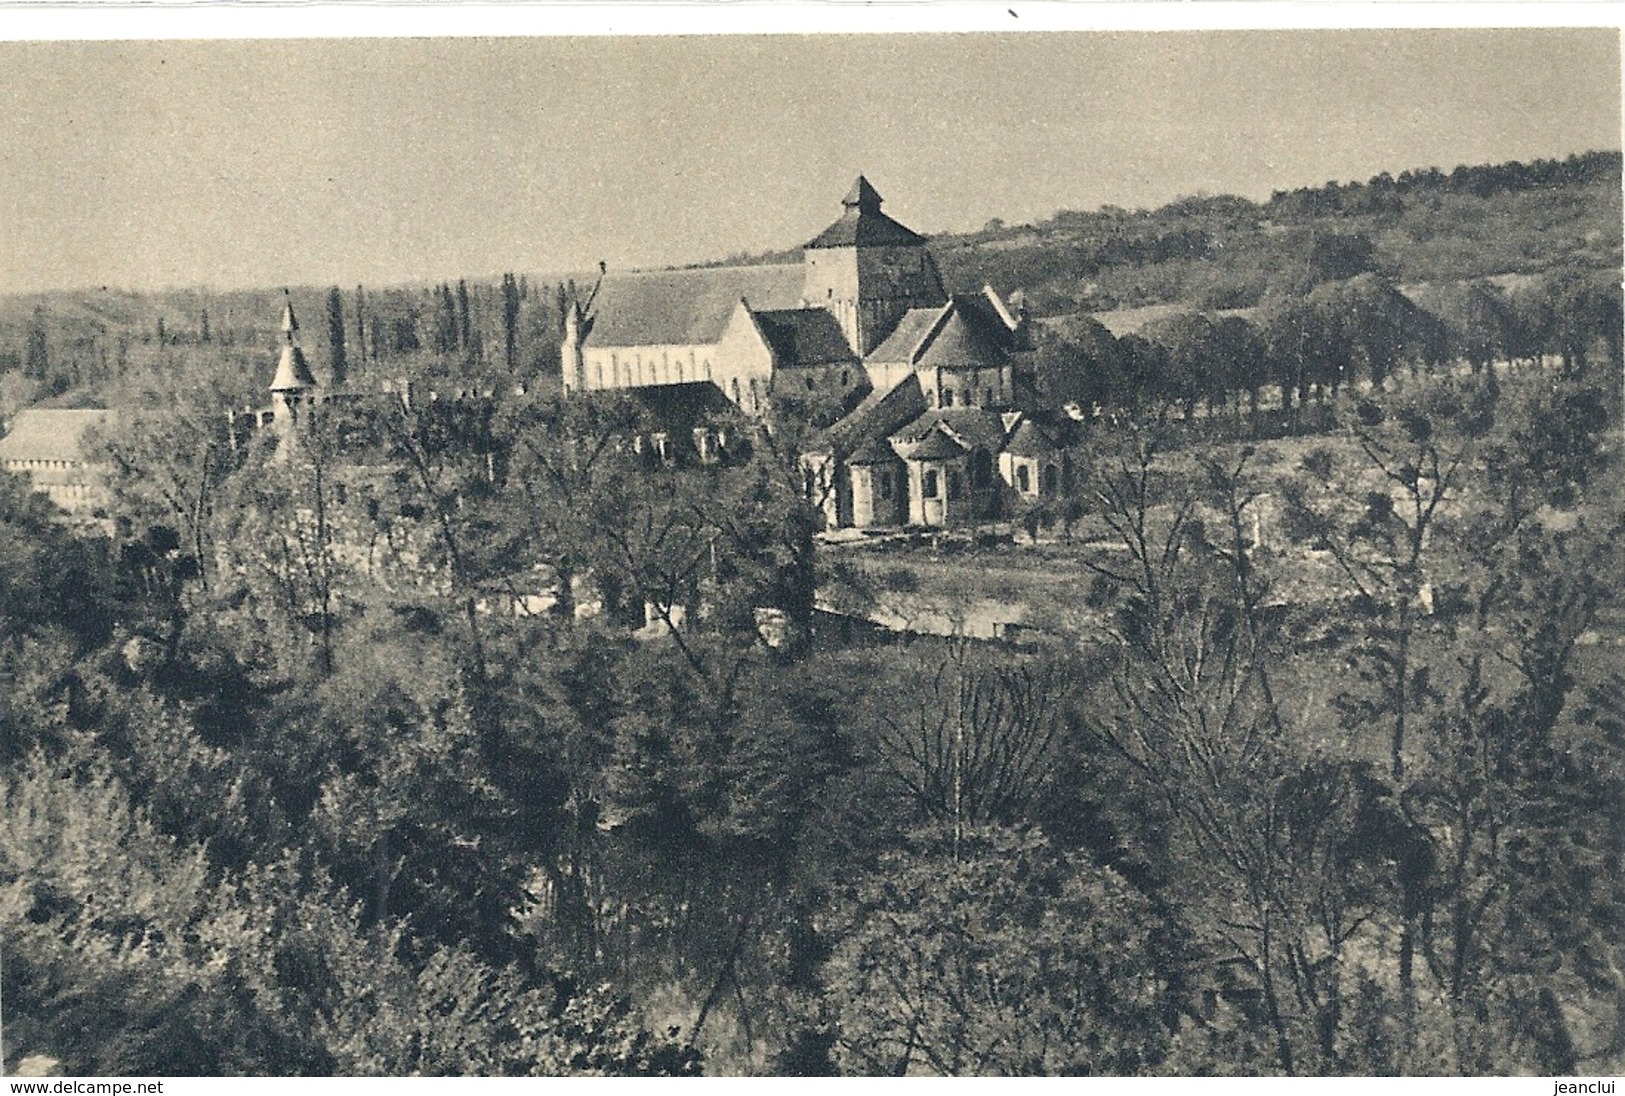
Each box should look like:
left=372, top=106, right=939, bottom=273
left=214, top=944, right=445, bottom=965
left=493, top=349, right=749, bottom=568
left=0, top=150, right=1617, bottom=420
left=934, top=149, right=1623, bottom=314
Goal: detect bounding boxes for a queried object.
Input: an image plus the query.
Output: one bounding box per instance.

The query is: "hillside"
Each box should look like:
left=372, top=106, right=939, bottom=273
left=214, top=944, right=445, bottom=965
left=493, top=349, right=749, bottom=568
left=0, top=150, right=1617, bottom=418
left=929, top=150, right=1622, bottom=314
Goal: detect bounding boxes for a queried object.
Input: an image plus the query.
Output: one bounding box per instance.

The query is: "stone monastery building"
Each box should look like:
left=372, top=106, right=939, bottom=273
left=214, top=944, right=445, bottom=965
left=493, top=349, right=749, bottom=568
left=561, top=177, right=1073, bottom=529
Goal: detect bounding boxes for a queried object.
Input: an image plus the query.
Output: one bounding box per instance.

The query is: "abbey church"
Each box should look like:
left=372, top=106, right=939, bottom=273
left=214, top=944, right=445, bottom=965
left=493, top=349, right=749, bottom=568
left=560, top=177, right=1073, bottom=529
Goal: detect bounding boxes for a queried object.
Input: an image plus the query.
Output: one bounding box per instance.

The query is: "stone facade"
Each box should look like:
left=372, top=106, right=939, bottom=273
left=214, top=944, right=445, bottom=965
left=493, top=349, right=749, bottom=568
left=562, top=177, right=1077, bottom=529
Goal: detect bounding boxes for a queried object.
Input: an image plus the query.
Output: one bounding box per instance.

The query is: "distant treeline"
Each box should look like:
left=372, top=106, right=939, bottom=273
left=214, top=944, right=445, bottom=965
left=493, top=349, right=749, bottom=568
left=690, top=151, right=1621, bottom=316
left=0, top=275, right=579, bottom=416
left=1262, top=149, right=1623, bottom=217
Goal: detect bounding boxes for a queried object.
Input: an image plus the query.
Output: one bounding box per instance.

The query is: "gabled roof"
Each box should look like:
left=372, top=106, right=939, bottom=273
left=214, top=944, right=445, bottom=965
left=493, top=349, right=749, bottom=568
left=893, top=407, right=1011, bottom=454
left=915, top=296, right=1014, bottom=371
left=753, top=308, right=857, bottom=367
left=584, top=264, right=807, bottom=348
left=806, top=177, right=929, bottom=250
left=867, top=306, right=947, bottom=364
left=0, top=409, right=114, bottom=463
left=866, top=294, right=1017, bottom=371
left=894, top=422, right=969, bottom=462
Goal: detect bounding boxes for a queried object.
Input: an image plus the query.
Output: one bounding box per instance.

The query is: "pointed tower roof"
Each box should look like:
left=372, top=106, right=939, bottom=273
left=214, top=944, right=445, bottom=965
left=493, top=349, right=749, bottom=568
left=270, top=291, right=318, bottom=393
left=807, top=176, right=927, bottom=249
left=843, top=175, right=884, bottom=211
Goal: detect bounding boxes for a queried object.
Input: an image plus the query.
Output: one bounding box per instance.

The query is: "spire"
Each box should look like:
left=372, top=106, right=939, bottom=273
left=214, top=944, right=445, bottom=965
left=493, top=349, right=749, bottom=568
left=806, top=176, right=926, bottom=250
left=270, top=289, right=318, bottom=393
left=281, top=290, right=299, bottom=337
left=843, top=175, right=883, bottom=212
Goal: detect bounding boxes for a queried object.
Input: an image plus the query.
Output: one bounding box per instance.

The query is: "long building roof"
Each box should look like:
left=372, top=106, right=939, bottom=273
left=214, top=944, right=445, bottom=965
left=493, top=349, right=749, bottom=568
left=0, top=409, right=115, bottom=464
left=584, top=264, right=807, bottom=348
left=753, top=307, right=858, bottom=367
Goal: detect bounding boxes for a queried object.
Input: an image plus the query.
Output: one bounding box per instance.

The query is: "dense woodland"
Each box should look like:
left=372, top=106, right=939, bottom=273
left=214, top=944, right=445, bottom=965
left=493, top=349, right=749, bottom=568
left=1, top=153, right=1623, bottom=1076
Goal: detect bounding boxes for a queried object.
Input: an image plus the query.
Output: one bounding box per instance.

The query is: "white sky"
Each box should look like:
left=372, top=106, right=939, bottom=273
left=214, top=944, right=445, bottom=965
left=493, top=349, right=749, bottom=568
left=1, top=6, right=1619, bottom=293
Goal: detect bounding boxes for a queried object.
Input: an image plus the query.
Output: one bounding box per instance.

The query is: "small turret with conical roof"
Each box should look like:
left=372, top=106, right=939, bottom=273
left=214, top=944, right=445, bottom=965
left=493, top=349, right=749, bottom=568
left=270, top=290, right=319, bottom=442
left=271, top=291, right=318, bottom=395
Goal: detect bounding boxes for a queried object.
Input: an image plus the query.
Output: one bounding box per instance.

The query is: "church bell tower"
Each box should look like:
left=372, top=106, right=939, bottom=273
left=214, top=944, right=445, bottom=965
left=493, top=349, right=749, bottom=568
left=801, top=176, right=947, bottom=357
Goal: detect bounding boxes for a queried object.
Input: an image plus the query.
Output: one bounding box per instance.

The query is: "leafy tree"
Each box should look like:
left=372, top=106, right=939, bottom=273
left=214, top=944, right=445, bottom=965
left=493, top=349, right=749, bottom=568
left=824, top=826, right=1169, bottom=1075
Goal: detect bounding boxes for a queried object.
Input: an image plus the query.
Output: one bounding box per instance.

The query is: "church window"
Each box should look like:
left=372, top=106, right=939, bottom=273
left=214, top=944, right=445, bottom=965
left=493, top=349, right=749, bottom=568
left=943, top=388, right=955, bottom=407
left=1017, top=464, right=1031, bottom=493
left=840, top=369, right=850, bottom=386
left=806, top=375, right=816, bottom=391
left=984, top=388, right=994, bottom=406
left=730, top=378, right=741, bottom=405
left=923, top=470, right=939, bottom=499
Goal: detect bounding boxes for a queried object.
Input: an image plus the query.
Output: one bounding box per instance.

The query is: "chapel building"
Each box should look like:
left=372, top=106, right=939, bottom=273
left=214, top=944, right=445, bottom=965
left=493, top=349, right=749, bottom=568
left=561, top=177, right=1074, bottom=529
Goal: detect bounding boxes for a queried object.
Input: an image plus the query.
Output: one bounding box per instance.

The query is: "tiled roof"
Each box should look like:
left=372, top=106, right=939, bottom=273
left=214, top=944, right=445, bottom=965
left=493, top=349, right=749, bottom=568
left=867, top=306, right=947, bottom=364
left=806, top=208, right=929, bottom=250
left=847, top=434, right=902, bottom=465
left=0, top=409, right=114, bottom=464
left=806, top=179, right=928, bottom=250
left=584, top=264, right=807, bottom=348
left=1002, top=418, right=1061, bottom=458
left=624, top=381, right=737, bottom=436
left=753, top=308, right=857, bottom=367
left=894, top=407, right=1011, bottom=454
left=819, top=373, right=929, bottom=458
left=867, top=295, right=1016, bottom=371
left=914, top=297, right=1012, bottom=371
left=894, top=423, right=968, bottom=462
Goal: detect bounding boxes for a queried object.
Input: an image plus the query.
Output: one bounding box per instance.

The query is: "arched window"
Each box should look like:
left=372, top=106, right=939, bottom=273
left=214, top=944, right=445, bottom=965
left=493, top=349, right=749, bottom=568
left=806, top=375, right=816, bottom=391
left=923, top=470, right=940, bottom=499
left=984, top=388, right=994, bottom=406
left=943, top=388, right=956, bottom=407
left=840, top=369, right=850, bottom=387
left=1016, top=464, right=1031, bottom=493
left=730, top=378, right=742, bottom=405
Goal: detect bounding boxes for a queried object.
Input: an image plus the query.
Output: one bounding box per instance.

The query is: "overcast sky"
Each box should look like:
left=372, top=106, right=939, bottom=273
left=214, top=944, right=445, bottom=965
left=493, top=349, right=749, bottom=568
left=1, top=26, right=1618, bottom=294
